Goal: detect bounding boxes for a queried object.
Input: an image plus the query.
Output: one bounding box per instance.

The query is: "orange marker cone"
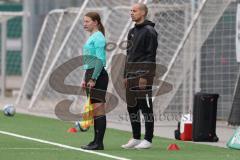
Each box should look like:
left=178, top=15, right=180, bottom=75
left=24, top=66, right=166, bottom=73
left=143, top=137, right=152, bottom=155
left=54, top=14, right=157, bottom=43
left=67, top=127, right=78, bottom=133
left=167, top=143, right=180, bottom=151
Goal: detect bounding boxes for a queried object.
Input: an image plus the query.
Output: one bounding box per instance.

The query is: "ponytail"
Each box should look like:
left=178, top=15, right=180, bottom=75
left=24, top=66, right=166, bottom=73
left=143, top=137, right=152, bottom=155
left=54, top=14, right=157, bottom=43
left=98, top=21, right=105, bottom=36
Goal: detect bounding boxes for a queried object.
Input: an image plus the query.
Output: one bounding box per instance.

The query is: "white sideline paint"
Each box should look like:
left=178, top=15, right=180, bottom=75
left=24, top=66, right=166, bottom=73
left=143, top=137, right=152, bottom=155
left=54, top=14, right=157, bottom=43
left=0, top=130, right=131, bottom=160
left=0, top=147, right=64, bottom=151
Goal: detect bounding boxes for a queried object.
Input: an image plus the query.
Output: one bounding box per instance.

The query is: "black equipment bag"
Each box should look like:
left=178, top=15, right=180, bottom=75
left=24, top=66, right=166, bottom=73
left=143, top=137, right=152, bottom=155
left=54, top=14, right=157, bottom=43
left=192, top=92, right=219, bottom=142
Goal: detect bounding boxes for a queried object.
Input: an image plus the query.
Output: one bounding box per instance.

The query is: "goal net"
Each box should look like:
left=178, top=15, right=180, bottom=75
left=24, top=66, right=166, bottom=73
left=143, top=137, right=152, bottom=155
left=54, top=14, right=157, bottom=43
left=16, top=0, right=232, bottom=122
left=16, top=0, right=142, bottom=118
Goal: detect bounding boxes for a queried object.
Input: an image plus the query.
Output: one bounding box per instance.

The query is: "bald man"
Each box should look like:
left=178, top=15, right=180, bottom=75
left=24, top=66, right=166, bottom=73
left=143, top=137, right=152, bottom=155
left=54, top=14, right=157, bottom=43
left=122, top=3, right=158, bottom=149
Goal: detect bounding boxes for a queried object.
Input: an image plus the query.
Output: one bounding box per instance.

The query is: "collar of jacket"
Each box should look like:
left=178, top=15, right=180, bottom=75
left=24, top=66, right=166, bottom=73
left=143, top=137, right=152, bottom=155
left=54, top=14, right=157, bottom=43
left=135, top=19, right=155, bottom=28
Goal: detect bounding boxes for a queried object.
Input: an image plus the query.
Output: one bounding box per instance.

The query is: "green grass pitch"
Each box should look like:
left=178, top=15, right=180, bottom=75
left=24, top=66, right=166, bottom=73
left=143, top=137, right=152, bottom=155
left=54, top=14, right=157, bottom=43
left=0, top=113, right=239, bottom=160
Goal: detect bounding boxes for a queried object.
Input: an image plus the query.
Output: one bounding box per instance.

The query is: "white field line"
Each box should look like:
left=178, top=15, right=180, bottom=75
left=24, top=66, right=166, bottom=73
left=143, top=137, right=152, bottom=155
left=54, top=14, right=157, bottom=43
left=0, top=147, right=64, bottom=151
left=0, top=130, right=131, bottom=160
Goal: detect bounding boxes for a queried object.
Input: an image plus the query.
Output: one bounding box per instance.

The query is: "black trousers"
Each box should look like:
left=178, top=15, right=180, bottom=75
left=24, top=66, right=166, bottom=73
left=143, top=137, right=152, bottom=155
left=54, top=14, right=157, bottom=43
left=126, top=76, right=154, bottom=142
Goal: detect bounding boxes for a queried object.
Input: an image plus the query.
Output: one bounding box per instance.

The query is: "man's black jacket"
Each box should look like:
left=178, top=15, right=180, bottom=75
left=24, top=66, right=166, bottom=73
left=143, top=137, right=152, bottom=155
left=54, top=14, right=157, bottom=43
left=124, top=20, right=158, bottom=78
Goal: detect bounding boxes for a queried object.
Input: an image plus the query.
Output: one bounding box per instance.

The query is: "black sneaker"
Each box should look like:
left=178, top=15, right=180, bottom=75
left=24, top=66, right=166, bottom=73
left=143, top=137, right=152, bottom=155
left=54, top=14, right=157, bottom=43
left=81, top=143, right=104, bottom=150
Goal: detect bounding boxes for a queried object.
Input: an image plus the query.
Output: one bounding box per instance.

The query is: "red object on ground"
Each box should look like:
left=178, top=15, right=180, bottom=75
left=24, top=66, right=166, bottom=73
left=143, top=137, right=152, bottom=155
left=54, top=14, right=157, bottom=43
left=67, top=127, right=78, bottom=133
left=167, top=143, right=180, bottom=151
left=180, top=123, right=192, bottom=141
